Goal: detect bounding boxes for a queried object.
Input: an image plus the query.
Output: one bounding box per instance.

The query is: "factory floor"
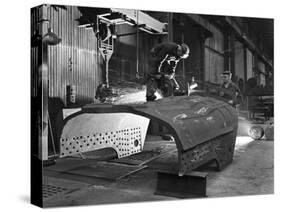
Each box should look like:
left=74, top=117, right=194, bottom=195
left=42, top=120, right=274, bottom=207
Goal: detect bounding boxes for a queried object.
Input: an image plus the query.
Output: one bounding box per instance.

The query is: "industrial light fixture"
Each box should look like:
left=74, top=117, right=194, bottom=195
left=42, top=27, right=62, bottom=46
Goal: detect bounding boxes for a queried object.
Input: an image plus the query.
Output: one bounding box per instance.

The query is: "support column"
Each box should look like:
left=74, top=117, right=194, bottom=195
left=38, top=4, right=49, bottom=161
left=253, top=52, right=259, bottom=83
left=199, top=36, right=205, bottom=82
left=168, top=13, right=173, bottom=42
left=181, top=32, right=186, bottom=82
left=229, top=33, right=235, bottom=76
left=224, top=31, right=231, bottom=72
left=243, top=45, right=248, bottom=93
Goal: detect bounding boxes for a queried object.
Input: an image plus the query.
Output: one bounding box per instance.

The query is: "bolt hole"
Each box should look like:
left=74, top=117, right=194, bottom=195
left=134, top=139, right=139, bottom=147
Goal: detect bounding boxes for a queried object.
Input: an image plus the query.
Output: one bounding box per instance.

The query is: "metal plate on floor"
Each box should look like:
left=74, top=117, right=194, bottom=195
left=109, top=148, right=176, bottom=166
left=42, top=184, right=68, bottom=200
left=66, top=161, right=147, bottom=180
left=155, top=171, right=208, bottom=198
left=109, top=150, right=160, bottom=165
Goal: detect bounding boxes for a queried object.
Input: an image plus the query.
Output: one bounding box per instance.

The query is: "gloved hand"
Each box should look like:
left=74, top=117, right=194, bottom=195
left=219, top=91, right=224, bottom=96
left=164, top=74, right=174, bottom=80
left=154, top=74, right=162, bottom=79
left=228, top=100, right=234, bottom=105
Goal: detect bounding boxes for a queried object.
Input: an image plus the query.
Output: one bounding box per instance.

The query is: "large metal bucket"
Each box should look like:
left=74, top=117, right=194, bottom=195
left=59, top=95, right=238, bottom=175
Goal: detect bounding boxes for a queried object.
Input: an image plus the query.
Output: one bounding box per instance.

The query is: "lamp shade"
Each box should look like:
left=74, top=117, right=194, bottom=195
left=42, top=28, right=62, bottom=45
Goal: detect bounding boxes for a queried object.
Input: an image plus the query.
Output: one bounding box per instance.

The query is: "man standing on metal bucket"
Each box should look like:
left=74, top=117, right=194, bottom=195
left=146, top=42, right=190, bottom=101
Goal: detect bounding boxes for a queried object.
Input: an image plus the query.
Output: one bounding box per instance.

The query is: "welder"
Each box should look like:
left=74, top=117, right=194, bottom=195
left=146, top=42, right=190, bottom=101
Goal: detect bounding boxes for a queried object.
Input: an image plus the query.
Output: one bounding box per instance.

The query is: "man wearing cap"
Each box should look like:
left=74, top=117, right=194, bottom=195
left=146, top=42, right=190, bottom=101
left=219, top=71, right=242, bottom=107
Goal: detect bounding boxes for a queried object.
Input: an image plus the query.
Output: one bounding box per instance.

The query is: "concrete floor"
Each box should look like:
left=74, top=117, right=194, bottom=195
left=42, top=121, right=274, bottom=207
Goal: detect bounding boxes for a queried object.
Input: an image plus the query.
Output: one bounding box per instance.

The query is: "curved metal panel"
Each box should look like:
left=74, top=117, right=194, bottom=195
left=60, top=113, right=150, bottom=158
left=82, top=95, right=238, bottom=150
left=61, top=95, right=238, bottom=175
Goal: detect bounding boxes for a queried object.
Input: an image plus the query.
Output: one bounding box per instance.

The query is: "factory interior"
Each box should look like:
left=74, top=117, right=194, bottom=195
left=31, top=4, right=274, bottom=207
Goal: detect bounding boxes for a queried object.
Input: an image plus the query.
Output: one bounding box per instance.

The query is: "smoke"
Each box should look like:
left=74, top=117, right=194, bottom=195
left=237, top=117, right=253, bottom=136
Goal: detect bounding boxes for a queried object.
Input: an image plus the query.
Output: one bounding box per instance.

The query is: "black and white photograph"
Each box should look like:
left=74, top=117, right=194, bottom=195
left=30, top=2, right=274, bottom=209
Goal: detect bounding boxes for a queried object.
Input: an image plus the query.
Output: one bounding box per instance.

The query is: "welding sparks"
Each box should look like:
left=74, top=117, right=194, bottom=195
left=114, top=89, right=146, bottom=104
left=114, top=86, right=163, bottom=105
left=155, top=90, right=164, bottom=100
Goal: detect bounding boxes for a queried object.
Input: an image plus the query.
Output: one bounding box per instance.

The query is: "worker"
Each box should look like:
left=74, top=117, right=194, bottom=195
left=219, top=71, right=242, bottom=107
left=146, top=42, right=190, bottom=101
